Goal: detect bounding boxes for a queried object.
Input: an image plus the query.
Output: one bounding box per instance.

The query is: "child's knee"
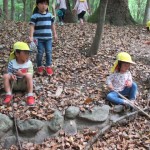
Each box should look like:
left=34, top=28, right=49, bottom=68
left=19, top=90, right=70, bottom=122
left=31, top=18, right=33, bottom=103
left=132, top=82, right=137, bottom=89
left=3, top=74, right=11, bottom=80
left=24, top=74, right=32, bottom=80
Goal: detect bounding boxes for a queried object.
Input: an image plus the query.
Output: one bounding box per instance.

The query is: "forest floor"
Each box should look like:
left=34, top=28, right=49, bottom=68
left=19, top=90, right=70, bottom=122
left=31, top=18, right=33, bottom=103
left=0, top=21, right=150, bottom=149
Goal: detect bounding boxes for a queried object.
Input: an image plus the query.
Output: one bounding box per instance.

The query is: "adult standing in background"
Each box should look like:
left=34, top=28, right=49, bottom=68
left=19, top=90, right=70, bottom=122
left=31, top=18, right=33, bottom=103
left=73, top=0, right=89, bottom=28
left=56, top=0, right=67, bottom=25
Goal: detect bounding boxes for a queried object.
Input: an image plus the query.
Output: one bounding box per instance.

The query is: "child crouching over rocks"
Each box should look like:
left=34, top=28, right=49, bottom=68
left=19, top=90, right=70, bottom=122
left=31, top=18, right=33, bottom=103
left=3, top=42, right=35, bottom=106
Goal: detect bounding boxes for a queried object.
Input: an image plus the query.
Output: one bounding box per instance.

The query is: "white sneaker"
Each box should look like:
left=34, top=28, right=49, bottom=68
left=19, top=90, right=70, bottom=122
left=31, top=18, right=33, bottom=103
left=60, top=22, right=64, bottom=26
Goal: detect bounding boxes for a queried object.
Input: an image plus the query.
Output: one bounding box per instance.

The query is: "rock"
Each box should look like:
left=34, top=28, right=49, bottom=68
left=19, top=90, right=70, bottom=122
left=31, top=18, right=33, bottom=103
left=65, top=106, right=80, bottom=119
left=114, top=105, right=124, bottom=113
left=0, top=113, right=13, bottom=136
left=3, top=136, right=16, bottom=149
left=17, top=119, right=44, bottom=134
left=48, top=110, right=64, bottom=132
left=78, top=105, right=110, bottom=122
left=64, top=120, right=77, bottom=136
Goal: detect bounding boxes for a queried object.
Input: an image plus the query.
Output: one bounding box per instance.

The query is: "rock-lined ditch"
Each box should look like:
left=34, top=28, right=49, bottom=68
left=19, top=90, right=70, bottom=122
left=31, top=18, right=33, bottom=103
left=0, top=104, right=138, bottom=149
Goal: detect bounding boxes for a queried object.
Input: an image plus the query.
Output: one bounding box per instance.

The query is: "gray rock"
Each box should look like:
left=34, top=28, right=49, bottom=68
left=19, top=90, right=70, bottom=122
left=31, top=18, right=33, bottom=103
left=78, top=105, right=110, bottom=122
left=64, top=120, right=77, bottom=136
left=0, top=113, right=13, bottom=136
left=3, top=136, right=16, bottom=149
left=17, top=119, right=44, bottom=134
left=114, top=105, right=124, bottom=113
left=65, top=106, right=80, bottom=119
left=48, top=111, right=64, bottom=132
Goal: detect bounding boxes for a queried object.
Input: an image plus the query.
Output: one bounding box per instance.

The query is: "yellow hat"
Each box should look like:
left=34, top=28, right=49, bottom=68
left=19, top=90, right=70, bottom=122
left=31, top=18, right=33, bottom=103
left=9, top=42, right=31, bottom=61
left=111, top=52, right=136, bottom=73
left=80, top=0, right=85, bottom=2
left=146, top=21, right=150, bottom=27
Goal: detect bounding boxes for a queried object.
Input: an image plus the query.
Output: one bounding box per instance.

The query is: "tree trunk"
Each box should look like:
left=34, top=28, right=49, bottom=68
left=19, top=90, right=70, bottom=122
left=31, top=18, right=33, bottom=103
left=64, top=0, right=76, bottom=23
left=11, top=0, right=15, bottom=21
left=22, top=0, right=26, bottom=21
left=143, top=0, right=150, bottom=24
left=3, top=0, right=8, bottom=20
left=88, top=0, right=135, bottom=25
left=87, top=0, right=108, bottom=56
left=106, top=0, right=135, bottom=25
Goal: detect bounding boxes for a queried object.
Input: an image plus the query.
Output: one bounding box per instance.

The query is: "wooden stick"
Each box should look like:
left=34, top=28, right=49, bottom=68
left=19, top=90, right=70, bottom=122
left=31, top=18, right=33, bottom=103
left=115, top=91, right=150, bottom=119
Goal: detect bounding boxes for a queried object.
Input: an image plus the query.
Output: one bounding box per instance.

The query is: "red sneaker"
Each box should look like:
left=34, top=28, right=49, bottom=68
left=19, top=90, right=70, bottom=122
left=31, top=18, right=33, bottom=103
left=26, top=96, right=35, bottom=106
left=3, top=95, right=13, bottom=104
left=37, top=66, right=44, bottom=75
left=45, top=67, right=53, bottom=75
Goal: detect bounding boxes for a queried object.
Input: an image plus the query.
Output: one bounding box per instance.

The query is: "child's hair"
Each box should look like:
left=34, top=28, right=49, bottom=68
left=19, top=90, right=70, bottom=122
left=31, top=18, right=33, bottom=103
left=33, top=0, right=49, bottom=14
left=36, top=0, right=49, bottom=5
left=117, top=61, right=130, bottom=72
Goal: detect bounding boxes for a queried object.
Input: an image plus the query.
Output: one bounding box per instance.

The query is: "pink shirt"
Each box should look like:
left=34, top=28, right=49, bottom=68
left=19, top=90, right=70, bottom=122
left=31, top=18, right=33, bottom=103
left=74, top=0, right=89, bottom=14
left=106, top=71, right=133, bottom=92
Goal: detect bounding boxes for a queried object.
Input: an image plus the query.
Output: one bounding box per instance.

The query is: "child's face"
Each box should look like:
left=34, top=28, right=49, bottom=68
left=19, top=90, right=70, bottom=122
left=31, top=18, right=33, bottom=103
left=16, top=51, right=30, bottom=63
left=37, top=2, right=48, bottom=13
left=120, top=62, right=130, bottom=73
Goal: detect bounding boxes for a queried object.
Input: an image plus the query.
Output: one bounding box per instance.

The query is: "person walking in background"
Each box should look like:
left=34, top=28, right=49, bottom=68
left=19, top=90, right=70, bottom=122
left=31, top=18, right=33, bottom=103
left=29, top=0, right=57, bottom=76
left=3, top=42, right=35, bottom=106
left=73, top=0, right=89, bottom=28
left=56, top=0, right=67, bottom=25
left=106, top=52, right=138, bottom=106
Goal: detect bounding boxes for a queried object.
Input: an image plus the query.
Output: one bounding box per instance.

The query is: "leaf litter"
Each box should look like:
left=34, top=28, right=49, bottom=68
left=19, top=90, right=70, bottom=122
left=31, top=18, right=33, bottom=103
left=0, top=21, right=149, bottom=149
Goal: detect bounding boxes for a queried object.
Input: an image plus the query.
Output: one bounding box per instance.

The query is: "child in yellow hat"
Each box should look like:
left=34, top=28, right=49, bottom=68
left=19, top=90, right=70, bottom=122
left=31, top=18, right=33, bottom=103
left=106, top=52, right=138, bottom=106
left=3, top=42, right=35, bottom=106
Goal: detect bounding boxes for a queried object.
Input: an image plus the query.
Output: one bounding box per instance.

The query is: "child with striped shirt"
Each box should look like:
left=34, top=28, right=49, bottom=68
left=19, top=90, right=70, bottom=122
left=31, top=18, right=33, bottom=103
left=3, top=42, right=35, bottom=106
left=29, top=0, right=57, bottom=76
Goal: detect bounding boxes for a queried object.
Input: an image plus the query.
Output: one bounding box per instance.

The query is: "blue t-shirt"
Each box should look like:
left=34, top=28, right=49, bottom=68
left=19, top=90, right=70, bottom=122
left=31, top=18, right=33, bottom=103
left=30, top=12, right=54, bottom=39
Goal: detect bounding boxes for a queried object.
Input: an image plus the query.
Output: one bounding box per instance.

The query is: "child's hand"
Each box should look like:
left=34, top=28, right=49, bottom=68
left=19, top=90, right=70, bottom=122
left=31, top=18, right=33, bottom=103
left=11, top=74, right=17, bottom=80
left=143, top=41, right=150, bottom=44
left=54, top=34, right=58, bottom=42
left=29, top=36, right=33, bottom=42
left=125, top=80, right=132, bottom=87
left=15, top=69, right=26, bottom=77
left=108, top=84, right=114, bottom=91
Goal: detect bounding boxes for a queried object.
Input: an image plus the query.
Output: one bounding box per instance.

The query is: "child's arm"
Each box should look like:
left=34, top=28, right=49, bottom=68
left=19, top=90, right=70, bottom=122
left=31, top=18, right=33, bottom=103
left=8, top=61, right=17, bottom=80
left=106, top=74, right=114, bottom=91
left=52, top=24, right=58, bottom=41
left=29, top=24, right=35, bottom=42
left=55, top=0, right=60, bottom=9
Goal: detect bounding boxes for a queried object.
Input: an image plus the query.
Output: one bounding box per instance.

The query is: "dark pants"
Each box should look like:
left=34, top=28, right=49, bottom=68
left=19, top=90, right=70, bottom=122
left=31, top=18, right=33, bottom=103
left=58, top=8, right=66, bottom=22
left=78, top=11, right=86, bottom=20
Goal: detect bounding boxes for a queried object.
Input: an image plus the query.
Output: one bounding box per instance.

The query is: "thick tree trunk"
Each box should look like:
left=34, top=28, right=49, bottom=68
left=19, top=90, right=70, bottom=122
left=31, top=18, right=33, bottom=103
left=64, top=0, right=76, bottom=23
left=11, top=0, right=15, bottom=21
left=3, top=0, right=8, bottom=20
left=87, top=0, right=108, bottom=56
left=88, top=0, right=135, bottom=26
left=143, top=0, right=150, bottom=24
left=106, top=0, right=135, bottom=25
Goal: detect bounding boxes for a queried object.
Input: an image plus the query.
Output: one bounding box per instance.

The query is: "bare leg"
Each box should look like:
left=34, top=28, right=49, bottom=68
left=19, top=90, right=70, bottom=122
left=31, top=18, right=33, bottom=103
left=3, top=74, right=12, bottom=93
left=24, top=74, right=33, bottom=93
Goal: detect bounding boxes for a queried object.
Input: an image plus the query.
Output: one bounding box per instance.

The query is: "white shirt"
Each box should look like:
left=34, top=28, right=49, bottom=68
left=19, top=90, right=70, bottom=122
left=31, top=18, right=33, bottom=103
left=106, top=71, right=133, bottom=92
left=74, top=0, right=88, bottom=14
left=57, top=0, right=67, bottom=9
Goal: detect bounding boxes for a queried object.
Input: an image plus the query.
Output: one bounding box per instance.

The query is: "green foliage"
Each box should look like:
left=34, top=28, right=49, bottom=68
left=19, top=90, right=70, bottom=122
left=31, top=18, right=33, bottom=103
left=87, top=6, right=99, bottom=23
left=0, top=0, right=148, bottom=24
left=129, top=0, right=147, bottom=24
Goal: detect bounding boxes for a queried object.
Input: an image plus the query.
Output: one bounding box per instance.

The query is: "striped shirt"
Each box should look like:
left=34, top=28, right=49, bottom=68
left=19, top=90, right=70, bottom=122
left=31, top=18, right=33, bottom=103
left=8, top=59, right=33, bottom=78
left=30, top=12, right=54, bottom=39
